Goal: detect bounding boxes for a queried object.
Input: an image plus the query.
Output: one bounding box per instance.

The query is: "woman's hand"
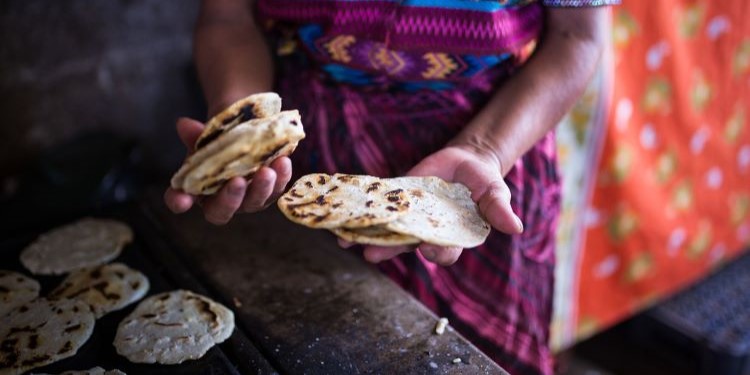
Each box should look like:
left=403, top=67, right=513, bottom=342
left=163, top=117, right=293, bottom=225
left=340, top=146, right=523, bottom=266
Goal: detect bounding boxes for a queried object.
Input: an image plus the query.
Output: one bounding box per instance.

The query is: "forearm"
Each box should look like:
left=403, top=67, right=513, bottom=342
left=194, top=0, right=274, bottom=116
left=451, top=7, right=608, bottom=175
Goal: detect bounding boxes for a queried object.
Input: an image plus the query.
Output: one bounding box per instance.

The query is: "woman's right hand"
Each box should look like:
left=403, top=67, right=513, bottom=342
left=163, top=117, right=293, bottom=225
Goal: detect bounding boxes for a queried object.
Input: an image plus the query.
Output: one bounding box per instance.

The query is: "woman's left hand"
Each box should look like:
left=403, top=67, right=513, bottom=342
left=340, top=146, right=524, bottom=266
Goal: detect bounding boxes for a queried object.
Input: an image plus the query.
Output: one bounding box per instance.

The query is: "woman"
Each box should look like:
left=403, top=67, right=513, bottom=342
left=165, top=0, right=616, bottom=373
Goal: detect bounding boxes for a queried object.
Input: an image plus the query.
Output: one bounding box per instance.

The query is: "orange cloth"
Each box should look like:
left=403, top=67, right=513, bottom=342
left=576, top=0, right=750, bottom=339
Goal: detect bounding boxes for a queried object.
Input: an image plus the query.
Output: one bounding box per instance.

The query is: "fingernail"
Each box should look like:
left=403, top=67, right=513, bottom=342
left=515, top=216, right=524, bottom=233
left=228, top=181, right=244, bottom=196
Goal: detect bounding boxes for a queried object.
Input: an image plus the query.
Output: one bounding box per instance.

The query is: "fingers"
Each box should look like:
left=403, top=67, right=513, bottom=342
left=451, top=157, right=522, bottom=235
left=360, top=243, right=464, bottom=266
left=363, top=245, right=413, bottom=263
left=176, top=117, right=205, bottom=150
left=201, top=177, right=247, bottom=225
left=478, top=181, right=523, bottom=234
left=164, top=188, right=195, bottom=214
left=241, top=167, right=276, bottom=212
left=418, top=244, right=463, bottom=266
left=337, top=238, right=355, bottom=249
left=268, top=157, right=292, bottom=203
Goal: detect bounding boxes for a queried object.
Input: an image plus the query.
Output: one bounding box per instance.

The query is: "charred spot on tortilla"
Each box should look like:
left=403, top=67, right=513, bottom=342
left=367, top=182, right=381, bottom=193
left=195, top=131, right=221, bottom=150
left=58, top=341, right=73, bottom=354
left=278, top=174, right=412, bottom=229
left=259, top=143, right=286, bottom=161
left=219, top=103, right=257, bottom=126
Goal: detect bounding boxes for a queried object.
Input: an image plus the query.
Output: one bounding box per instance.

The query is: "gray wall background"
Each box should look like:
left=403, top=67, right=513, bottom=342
left=0, top=0, right=204, bottom=178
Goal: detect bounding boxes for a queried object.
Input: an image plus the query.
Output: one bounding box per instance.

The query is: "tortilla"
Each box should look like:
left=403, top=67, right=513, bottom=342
left=384, top=177, right=491, bottom=248
left=194, top=92, right=281, bottom=150
left=171, top=110, right=305, bottom=195
left=0, top=298, right=95, bottom=375
left=0, top=270, right=40, bottom=317
left=278, top=174, right=411, bottom=229
left=20, top=218, right=133, bottom=276
left=114, top=290, right=234, bottom=365
left=49, top=263, right=149, bottom=319
left=278, top=174, right=491, bottom=247
left=35, top=367, right=126, bottom=375
left=330, top=225, right=420, bottom=246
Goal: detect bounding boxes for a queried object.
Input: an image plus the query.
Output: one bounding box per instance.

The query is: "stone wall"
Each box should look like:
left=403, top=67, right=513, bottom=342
left=0, top=0, right=204, bottom=177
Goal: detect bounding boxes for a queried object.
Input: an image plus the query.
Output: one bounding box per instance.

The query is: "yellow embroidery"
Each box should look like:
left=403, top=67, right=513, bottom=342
left=325, top=35, right=356, bottom=63
left=277, top=40, right=297, bottom=56
left=369, top=45, right=405, bottom=75
left=422, top=53, right=459, bottom=79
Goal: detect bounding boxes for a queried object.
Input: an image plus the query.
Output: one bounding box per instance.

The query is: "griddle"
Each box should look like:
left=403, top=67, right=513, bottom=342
left=0, top=203, right=278, bottom=374
left=1, top=132, right=508, bottom=374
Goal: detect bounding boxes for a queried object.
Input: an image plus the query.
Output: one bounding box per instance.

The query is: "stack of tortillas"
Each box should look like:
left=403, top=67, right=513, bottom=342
left=278, top=174, right=491, bottom=248
left=170, top=92, right=306, bottom=195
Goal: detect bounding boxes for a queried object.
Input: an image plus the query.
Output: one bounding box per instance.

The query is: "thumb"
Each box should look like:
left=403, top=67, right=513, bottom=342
left=476, top=180, right=523, bottom=234
left=176, top=117, right=205, bottom=151
left=453, top=159, right=523, bottom=234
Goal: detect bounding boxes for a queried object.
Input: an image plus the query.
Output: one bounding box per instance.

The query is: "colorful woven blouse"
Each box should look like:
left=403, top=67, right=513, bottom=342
left=259, top=0, right=618, bottom=90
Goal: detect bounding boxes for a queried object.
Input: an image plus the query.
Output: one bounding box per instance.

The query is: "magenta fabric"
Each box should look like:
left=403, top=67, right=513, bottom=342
left=258, top=0, right=544, bottom=55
